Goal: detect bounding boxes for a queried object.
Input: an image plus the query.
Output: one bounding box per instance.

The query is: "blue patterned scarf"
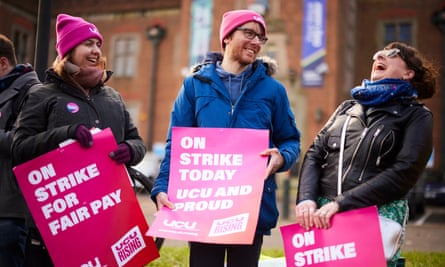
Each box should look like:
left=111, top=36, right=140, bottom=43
left=351, top=79, right=417, bottom=107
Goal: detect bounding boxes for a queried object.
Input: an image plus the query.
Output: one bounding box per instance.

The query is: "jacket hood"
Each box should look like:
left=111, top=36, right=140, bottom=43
left=190, top=52, right=277, bottom=76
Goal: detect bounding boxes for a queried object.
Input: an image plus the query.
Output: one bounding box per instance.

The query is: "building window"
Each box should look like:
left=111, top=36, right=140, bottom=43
left=382, top=21, right=414, bottom=45
left=113, top=36, right=138, bottom=77
left=247, top=0, right=269, bottom=15
left=13, top=29, right=30, bottom=63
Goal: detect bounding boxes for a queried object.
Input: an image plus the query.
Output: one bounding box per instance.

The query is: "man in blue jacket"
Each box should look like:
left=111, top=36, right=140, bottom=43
left=0, top=34, right=40, bottom=267
left=151, top=9, right=300, bottom=267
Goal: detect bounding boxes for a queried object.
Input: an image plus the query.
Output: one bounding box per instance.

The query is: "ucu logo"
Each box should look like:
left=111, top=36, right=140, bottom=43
left=89, top=27, right=99, bottom=33
left=253, top=16, right=264, bottom=23
left=163, top=219, right=197, bottom=230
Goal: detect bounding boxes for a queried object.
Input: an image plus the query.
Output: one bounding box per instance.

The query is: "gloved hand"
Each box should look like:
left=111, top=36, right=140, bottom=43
left=69, top=124, right=93, bottom=147
left=109, top=143, right=132, bottom=164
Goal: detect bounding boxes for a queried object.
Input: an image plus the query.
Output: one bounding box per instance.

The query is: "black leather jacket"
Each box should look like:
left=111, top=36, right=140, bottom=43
left=297, top=99, right=433, bottom=212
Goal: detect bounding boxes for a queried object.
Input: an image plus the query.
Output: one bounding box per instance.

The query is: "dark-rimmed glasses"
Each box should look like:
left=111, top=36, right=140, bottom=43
left=235, top=27, right=268, bottom=44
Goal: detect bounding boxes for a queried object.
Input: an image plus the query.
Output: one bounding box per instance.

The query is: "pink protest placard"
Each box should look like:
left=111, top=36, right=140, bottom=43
left=280, top=206, right=386, bottom=267
left=13, top=128, right=159, bottom=267
left=147, top=127, right=269, bottom=244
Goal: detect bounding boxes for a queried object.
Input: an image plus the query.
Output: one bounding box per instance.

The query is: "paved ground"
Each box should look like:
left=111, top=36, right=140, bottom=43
left=402, top=206, right=445, bottom=252
left=137, top=194, right=445, bottom=253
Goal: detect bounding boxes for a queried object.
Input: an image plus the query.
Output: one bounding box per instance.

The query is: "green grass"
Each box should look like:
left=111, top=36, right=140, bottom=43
left=402, top=251, right=445, bottom=267
left=145, top=247, right=445, bottom=267
left=145, top=247, right=188, bottom=267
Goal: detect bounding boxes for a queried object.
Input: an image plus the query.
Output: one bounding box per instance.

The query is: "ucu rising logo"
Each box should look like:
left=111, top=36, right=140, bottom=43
left=111, top=226, right=146, bottom=267
left=80, top=257, right=105, bottom=267
left=163, top=219, right=197, bottom=230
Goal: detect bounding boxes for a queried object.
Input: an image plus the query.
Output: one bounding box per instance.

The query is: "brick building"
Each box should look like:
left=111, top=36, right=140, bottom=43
left=1, top=0, right=444, bottom=174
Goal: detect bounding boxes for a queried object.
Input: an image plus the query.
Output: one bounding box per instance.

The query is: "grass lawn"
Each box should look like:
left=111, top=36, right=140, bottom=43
left=145, top=247, right=445, bottom=266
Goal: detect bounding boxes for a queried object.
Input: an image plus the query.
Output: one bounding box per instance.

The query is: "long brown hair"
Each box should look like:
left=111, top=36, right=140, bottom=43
left=385, top=42, right=438, bottom=99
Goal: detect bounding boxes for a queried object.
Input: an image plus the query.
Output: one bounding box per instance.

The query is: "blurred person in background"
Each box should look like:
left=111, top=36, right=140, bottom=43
left=0, top=33, right=40, bottom=267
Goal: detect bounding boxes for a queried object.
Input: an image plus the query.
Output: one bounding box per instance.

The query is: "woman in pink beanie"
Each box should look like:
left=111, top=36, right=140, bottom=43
left=55, top=13, right=103, bottom=59
left=12, top=14, right=146, bottom=266
left=152, top=9, right=300, bottom=267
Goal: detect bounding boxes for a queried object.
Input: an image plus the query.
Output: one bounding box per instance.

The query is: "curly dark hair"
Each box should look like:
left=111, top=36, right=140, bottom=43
left=385, top=42, right=438, bottom=99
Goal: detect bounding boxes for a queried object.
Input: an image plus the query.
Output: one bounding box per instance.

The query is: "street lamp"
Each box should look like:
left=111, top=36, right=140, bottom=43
left=431, top=8, right=445, bottom=173
left=147, top=24, right=166, bottom=45
left=146, top=24, right=166, bottom=151
left=34, top=0, right=52, bottom=81
left=432, top=8, right=445, bottom=32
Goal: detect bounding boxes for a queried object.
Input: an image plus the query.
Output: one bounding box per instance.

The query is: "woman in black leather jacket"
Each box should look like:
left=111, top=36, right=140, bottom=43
left=295, top=42, right=437, bottom=266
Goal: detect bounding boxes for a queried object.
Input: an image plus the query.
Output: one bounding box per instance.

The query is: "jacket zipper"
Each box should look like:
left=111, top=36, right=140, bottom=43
left=376, top=130, right=395, bottom=166
left=342, top=115, right=387, bottom=181
left=230, top=82, right=248, bottom=116
left=343, top=127, right=367, bottom=181
left=357, top=124, right=384, bottom=181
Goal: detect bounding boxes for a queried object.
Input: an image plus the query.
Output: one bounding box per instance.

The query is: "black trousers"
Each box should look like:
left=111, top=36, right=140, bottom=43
left=0, top=218, right=28, bottom=267
left=189, top=235, right=263, bottom=267
left=24, top=227, right=53, bottom=267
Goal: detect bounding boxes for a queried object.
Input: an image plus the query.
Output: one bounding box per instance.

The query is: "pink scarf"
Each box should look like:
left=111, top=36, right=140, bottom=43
left=64, top=61, right=105, bottom=89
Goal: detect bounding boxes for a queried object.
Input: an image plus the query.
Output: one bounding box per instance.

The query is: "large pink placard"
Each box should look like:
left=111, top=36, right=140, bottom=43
left=147, top=127, right=269, bottom=244
left=13, top=128, right=159, bottom=267
left=280, top=206, right=386, bottom=267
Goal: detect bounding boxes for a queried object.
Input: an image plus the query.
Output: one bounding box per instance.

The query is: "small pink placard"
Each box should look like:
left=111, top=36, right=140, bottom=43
left=280, top=206, right=386, bottom=267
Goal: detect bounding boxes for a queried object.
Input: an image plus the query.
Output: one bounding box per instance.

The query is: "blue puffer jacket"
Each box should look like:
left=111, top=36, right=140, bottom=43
left=151, top=53, right=300, bottom=235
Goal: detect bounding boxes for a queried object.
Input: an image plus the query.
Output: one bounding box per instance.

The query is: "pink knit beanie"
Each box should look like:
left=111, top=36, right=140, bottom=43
left=56, top=14, right=103, bottom=59
left=219, top=9, right=266, bottom=50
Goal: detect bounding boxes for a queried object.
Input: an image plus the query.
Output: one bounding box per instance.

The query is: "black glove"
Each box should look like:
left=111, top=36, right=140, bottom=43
left=109, top=143, right=132, bottom=164
left=69, top=124, right=93, bottom=147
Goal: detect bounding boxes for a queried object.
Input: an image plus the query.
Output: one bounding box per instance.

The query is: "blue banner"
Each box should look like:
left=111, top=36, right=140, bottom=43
left=189, top=0, right=213, bottom=66
left=301, top=0, right=327, bottom=87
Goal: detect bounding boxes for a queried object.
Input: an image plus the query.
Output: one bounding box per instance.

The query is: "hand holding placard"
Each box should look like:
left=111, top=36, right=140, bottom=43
left=280, top=206, right=386, bottom=267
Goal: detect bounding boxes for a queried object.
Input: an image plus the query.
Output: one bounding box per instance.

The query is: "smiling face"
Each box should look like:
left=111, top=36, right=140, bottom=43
left=70, top=38, right=102, bottom=68
left=370, top=48, right=414, bottom=82
left=222, top=22, right=265, bottom=72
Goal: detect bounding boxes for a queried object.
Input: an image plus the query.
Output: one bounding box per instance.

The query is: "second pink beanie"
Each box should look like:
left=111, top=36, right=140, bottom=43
left=56, top=14, right=103, bottom=59
left=219, top=9, right=266, bottom=50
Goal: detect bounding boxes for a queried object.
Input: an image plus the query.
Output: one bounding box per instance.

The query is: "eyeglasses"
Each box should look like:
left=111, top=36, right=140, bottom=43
left=372, top=47, right=420, bottom=72
left=235, top=27, right=268, bottom=44
left=372, top=48, right=401, bottom=61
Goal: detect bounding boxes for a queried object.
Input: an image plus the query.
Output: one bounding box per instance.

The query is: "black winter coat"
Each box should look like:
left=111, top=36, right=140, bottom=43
left=0, top=70, right=40, bottom=219
left=297, top=99, right=433, bottom=212
left=12, top=69, right=145, bottom=166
